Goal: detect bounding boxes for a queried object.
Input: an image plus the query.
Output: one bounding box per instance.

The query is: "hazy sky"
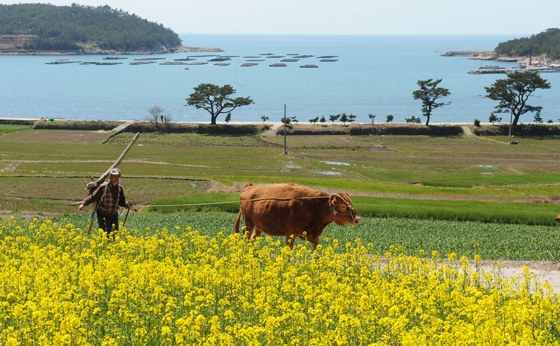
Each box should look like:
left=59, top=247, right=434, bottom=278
left=2, top=0, right=558, bottom=35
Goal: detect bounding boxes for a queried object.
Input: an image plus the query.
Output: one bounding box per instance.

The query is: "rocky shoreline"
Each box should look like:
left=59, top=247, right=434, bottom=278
left=441, top=50, right=557, bottom=64
left=0, top=45, right=223, bottom=56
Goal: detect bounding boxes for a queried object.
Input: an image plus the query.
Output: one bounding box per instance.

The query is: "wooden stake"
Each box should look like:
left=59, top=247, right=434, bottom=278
left=122, top=207, right=131, bottom=228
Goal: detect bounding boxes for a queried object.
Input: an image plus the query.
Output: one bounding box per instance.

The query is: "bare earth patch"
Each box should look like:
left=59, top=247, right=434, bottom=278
left=479, top=260, right=560, bottom=294
left=0, top=129, right=110, bottom=144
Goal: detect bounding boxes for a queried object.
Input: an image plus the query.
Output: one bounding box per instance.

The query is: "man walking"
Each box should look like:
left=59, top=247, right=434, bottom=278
left=78, top=168, right=131, bottom=237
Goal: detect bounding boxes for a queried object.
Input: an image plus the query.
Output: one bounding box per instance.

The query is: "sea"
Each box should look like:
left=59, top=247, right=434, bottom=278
left=1, top=34, right=559, bottom=124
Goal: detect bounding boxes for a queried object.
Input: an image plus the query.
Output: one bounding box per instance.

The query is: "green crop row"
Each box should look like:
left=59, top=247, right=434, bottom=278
left=0, top=124, right=32, bottom=135
left=147, top=193, right=560, bottom=226
left=45, top=212, right=560, bottom=262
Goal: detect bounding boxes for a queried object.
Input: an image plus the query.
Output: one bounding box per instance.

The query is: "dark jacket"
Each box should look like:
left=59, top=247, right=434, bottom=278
left=82, top=182, right=127, bottom=216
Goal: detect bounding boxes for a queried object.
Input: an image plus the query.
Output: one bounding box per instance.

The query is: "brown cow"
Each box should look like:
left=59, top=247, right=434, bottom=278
left=233, top=183, right=360, bottom=249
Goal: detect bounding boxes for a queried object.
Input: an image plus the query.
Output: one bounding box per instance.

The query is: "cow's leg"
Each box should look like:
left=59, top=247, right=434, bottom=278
left=242, top=215, right=254, bottom=237
left=305, top=234, right=319, bottom=251
left=248, top=228, right=262, bottom=240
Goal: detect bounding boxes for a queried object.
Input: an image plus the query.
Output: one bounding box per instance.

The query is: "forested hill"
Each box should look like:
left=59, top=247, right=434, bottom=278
left=0, top=3, right=182, bottom=53
left=495, top=28, right=560, bottom=60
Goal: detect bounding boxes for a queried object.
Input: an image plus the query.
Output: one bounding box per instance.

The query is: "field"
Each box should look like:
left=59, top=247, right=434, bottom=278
left=2, top=126, right=560, bottom=220
left=1, top=216, right=560, bottom=345
left=0, top=124, right=32, bottom=135
left=52, top=212, right=560, bottom=261
left=0, top=129, right=111, bottom=144
left=2, top=123, right=560, bottom=344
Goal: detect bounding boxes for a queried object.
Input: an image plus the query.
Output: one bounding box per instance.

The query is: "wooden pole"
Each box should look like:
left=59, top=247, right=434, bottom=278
left=122, top=206, right=131, bottom=228
left=85, top=132, right=140, bottom=235
left=87, top=202, right=98, bottom=235
left=90, top=132, right=140, bottom=189
left=508, top=109, right=513, bottom=144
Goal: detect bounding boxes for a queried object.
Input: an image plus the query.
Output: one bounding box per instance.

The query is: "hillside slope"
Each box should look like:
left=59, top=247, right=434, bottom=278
left=0, top=3, right=182, bottom=53
left=495, top=28, right=560, bottom=60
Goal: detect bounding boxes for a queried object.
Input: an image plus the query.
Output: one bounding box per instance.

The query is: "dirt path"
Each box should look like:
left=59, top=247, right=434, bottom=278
left=461, top=126, right=473, bottom=136
left=377, top=258, right=560, bottom=294
left=478, top=260, right=560, bottom=293
left=261, top=123, right=284, bottom=137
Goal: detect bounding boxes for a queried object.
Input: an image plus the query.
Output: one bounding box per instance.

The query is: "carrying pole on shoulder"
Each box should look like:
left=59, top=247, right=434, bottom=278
left=84, top=132, right=140, bottom=235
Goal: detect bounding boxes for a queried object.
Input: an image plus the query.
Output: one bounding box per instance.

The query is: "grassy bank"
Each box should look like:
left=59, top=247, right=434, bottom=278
left=0, top=124, right=32, bottom=135
left=147, top=193, right=560, bottom=226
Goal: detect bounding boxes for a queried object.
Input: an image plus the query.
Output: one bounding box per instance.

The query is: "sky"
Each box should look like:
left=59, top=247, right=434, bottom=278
left=1, top=0, right=559, bottom=36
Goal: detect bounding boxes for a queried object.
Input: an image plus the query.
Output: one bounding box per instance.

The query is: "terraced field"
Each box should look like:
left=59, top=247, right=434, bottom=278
left=0, top=129, right=111, bottom=144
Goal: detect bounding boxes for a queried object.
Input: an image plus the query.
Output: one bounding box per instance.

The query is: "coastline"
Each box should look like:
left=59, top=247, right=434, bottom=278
left=441, top=50, right=558, bottom=64
left=0, top=45, right=223, bottom=56
left=1, top=117, right=555, bottom=127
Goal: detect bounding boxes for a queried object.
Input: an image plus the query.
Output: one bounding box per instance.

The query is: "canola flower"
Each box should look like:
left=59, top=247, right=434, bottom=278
left=1, top=217, right=559, bottom=345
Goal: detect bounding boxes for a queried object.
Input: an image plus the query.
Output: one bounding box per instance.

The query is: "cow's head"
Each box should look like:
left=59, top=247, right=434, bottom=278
left=330, top=192, right=361, bottom=226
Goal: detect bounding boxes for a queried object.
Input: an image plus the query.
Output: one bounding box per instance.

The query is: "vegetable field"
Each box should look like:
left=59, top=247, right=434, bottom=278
left=56, top=212, right=560, bottom=262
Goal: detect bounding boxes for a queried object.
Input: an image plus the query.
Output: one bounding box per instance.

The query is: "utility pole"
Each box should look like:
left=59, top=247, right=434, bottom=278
left=283, top=104, right=287, bottom=154
left=508, top=110, right=513, bottom=144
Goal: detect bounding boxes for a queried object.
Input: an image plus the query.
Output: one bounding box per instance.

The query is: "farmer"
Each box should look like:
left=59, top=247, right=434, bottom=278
left=78, top=168, right=131, bottom=236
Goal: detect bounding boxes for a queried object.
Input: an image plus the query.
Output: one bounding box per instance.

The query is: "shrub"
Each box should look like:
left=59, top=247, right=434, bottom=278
left=472, top=124, right=560, bottom=136
left=33, top=120, right=123, bottom=131
left=125, top=123, right=261, bottom=135
left=351, top=125, right=462, bottom=136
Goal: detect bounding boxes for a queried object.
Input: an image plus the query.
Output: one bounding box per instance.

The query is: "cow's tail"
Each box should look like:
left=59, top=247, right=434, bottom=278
left=233, top=210, right=242, bottom=234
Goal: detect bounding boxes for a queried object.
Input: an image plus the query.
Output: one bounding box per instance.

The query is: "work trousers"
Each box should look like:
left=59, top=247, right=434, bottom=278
left=97, top=213, right=119, bottom=238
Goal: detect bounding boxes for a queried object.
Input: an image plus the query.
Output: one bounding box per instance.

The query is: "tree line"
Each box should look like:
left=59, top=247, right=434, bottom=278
left=0, top=3, right=181, bottom=51
left=183, top=71, right=551, bottom=128
left=495, top=28, right=560, bottom=60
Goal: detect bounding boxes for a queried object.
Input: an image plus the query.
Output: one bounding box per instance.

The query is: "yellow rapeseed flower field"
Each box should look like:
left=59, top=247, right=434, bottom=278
left=1, top=217, right=559, bottom=345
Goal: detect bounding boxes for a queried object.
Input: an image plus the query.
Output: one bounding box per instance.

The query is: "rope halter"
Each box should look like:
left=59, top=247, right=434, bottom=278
left=329, top=193, right=357, bottom=219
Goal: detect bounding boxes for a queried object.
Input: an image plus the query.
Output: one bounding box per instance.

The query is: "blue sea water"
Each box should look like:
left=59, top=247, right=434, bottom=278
left=1, top=34, right=559, bottom=124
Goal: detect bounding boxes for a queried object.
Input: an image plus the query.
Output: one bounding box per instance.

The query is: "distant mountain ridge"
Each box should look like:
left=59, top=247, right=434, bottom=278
left=495, top=28, right=560, bottom=60
left=0, top=3, right=182, bottom=53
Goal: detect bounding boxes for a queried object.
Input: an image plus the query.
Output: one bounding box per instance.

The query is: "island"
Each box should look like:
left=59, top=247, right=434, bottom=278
left=0, top=3, right=222, bottom=55
left=441, top=28, right=560, bottom=68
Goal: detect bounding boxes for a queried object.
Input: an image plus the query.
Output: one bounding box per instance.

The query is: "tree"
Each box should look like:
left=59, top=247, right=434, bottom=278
left=484, top=71, right=551, bottom=126
left=405, top=115, right=416, bottom=123
left=185, top=83, right=253, bottom=125
left=412, top=78, right=451, bottom=126
left=339, top=113, right=348, bottom=126
left=281, top=116, right=297, bottom=125
left=386, top=115, right=394, bottom=123
left=147, top=106, right=165, bottom=131
left=489, top=112, right=502, bottom=125
left=368, top=114, right=376, bottom=126
left=534, top=113, right=543, bottom=124
left=329, top=114, right=340, bottom=125
left=348, top=114, right=356, bottom=124
left=319, top=116, right=326, bottom=127
left=0, top=3, right=182, bottom=52
left=309, top=116, right=319, bottom=125
left=261, top=116, right=269, bottom=124
left=225, top=112, right=231, bottom=125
